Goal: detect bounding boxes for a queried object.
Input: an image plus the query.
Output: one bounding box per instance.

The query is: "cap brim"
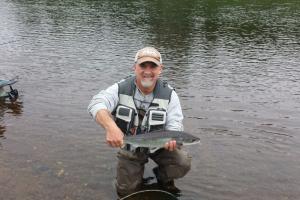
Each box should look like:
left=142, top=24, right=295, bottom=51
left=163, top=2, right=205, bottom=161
left=136, top=57, right=161, bottom=66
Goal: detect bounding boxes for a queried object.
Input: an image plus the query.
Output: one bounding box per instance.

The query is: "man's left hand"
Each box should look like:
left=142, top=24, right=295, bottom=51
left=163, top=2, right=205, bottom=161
left=164, top=140, right=176, bottom=151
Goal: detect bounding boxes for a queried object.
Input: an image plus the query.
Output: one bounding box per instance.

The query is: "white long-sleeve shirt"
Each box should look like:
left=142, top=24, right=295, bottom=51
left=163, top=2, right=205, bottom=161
left=88, top=81, right=184, bottom=131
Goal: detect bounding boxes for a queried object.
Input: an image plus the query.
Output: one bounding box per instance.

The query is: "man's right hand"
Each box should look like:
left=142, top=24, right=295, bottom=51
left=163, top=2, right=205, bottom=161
left=96, top=109, right=124, bottom=148
left=106, top=125, right=124, bottom=148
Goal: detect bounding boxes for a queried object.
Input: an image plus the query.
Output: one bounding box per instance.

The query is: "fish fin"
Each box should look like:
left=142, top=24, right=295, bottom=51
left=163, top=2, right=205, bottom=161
left=149, top=147, right=160, bottom=153
left=131, top=144, right=139, bottom=148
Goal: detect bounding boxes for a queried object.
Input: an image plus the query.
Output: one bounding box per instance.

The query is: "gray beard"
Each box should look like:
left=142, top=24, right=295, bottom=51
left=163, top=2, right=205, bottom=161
left=141, top=80, right=154, bottom=88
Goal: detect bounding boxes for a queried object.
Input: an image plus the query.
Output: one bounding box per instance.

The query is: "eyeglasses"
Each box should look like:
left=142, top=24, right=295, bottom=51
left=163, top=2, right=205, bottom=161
left=139, top=62, right=158, bottom=69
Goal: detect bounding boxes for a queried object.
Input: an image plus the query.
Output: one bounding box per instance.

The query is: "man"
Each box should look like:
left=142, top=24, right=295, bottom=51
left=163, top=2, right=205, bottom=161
left=88, top=47, right=191, bottom=197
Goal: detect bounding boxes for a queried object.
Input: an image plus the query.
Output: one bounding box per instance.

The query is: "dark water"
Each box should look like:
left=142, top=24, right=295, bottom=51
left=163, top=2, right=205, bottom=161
left=1, top=0, right=300, bottom=199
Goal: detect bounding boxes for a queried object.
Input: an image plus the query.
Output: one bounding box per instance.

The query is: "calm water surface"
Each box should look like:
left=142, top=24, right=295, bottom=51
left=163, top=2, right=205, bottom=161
left=1, top=0, right=300, bottom=199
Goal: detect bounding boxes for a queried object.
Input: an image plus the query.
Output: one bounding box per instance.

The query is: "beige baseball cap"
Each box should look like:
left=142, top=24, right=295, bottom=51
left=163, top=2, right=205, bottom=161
left=134, top=47, right=162, bottom=66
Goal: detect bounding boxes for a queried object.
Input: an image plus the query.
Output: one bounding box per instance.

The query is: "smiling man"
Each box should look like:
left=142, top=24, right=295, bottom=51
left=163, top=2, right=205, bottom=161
left=88, top=47, right=191, bottom=197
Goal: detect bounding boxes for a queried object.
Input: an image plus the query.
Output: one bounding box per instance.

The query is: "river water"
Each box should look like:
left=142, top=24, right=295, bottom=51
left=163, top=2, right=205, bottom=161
left=0, top=0, right=299, bottom=199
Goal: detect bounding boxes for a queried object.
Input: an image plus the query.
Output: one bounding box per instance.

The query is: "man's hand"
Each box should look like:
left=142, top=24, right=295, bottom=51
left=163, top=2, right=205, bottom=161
left=96, top=109, right=124, bottom=148
left=106, top=125, right=124, bottom=148
left=164, top=140, right=176, bottom=151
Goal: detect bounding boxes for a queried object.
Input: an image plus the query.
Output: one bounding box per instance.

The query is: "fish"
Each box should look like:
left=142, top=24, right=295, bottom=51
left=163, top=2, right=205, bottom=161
left=123, top=130, right=200, bottom=149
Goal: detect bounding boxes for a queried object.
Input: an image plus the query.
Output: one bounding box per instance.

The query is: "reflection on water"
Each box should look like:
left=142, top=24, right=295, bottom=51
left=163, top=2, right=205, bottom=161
left=0, top=100, right=23, bottom=138
left=0, top=100, right=23, bottom=115
left=0, top=0, right=300, bottom=199
left=0, top=125, right=5, bottom=138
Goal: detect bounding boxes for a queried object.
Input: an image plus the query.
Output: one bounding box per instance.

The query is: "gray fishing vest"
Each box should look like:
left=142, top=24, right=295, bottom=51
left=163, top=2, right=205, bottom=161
left=113, top=76, right=173, bottom=135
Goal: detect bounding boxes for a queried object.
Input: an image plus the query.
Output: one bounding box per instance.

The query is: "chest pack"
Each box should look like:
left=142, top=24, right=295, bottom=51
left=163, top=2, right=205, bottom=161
left=113, top=76, right=173, bottom=135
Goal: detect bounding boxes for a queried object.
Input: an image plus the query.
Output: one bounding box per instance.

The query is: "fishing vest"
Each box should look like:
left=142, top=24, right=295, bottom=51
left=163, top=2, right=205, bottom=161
left=113, top=76, right=173, bottom=135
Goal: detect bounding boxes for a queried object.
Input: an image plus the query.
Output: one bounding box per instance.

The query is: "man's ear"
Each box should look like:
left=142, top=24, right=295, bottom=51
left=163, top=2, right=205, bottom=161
left=159, top=64, right=163, bottom=74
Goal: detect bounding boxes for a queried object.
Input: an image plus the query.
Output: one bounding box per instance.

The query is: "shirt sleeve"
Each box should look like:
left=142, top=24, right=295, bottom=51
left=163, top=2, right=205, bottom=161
left=165, top=90, right=184, bottom=131
left=87, top=83, right=119, bottom=120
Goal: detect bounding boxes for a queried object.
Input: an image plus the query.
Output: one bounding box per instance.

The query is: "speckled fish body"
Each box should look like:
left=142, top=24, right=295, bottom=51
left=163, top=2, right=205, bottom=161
left=124, top=130, right=200, bottom=148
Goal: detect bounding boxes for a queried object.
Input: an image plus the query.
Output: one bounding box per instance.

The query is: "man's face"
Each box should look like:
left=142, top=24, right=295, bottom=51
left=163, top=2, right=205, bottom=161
left=134, top=61, right=162, bottom=89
